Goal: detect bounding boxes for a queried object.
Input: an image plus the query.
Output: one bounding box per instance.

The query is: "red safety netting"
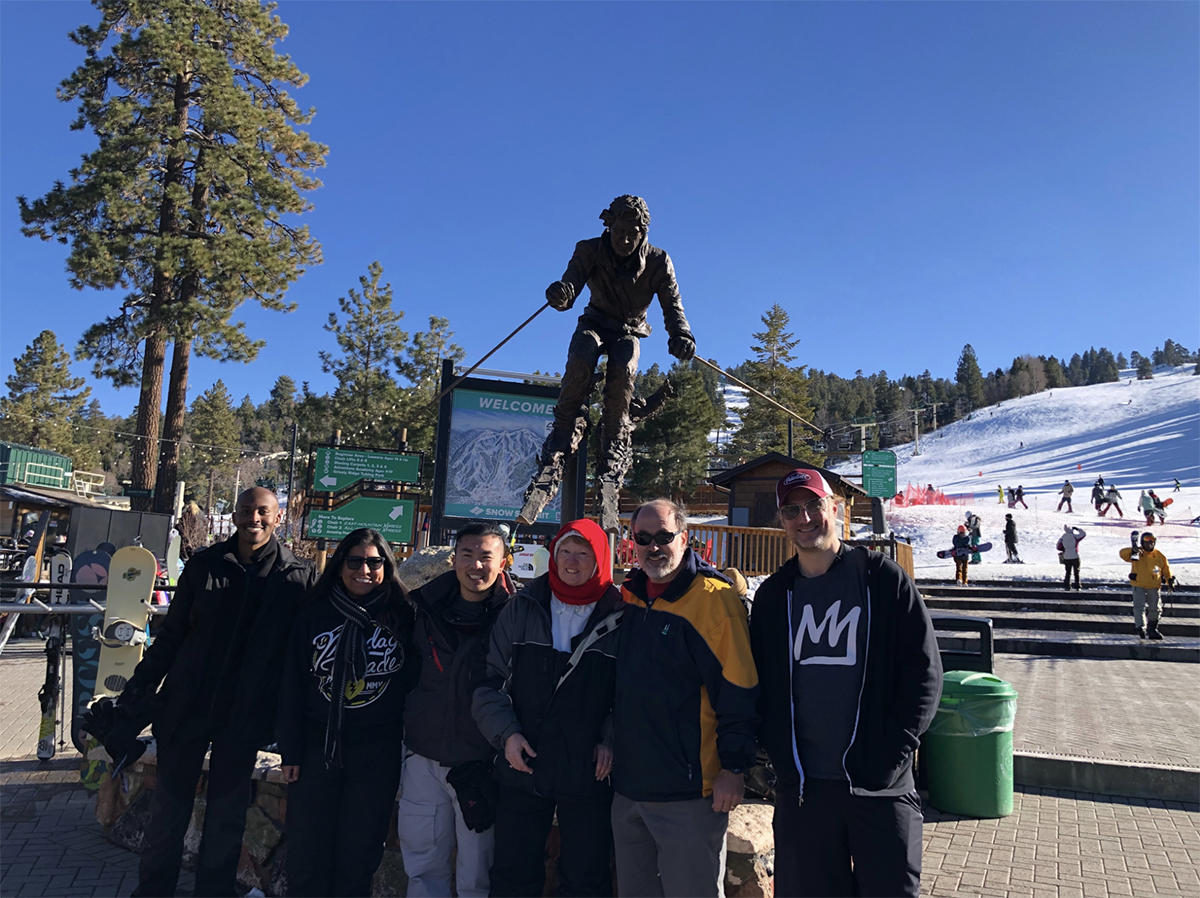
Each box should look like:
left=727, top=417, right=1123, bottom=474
left=890, top=483, right=973, bottom=507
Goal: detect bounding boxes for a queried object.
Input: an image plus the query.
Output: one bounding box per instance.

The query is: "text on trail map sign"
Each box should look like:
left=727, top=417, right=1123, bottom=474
left=445, top=388, right=562, bottom=524
left=313, top=447, right=420, bottom=491
left=862, top=449, right=898, bottom=498
left=306, top=497, right=416, bottom=543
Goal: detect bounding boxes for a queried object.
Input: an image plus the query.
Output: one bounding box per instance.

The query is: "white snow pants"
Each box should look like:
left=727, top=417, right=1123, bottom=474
left=397, top=749, right=494, bottom=898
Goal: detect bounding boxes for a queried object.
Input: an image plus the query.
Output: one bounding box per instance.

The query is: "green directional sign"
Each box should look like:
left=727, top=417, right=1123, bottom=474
left=862, top=449, right=898, bottom=498
left=306, top=497, right=416, bottom=543
left=313, top=447, right=420, bottom=491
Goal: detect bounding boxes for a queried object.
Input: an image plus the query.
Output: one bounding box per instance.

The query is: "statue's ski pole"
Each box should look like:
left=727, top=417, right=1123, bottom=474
left=692, top=356, right=824, bottom=435
left=429, top=301, right=552, bottom=407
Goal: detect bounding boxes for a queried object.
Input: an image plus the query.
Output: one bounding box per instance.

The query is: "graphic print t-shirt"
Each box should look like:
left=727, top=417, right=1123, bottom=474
left=790, top=546, right=868, bottom=781
left=308, top=620, right=407, bottom=726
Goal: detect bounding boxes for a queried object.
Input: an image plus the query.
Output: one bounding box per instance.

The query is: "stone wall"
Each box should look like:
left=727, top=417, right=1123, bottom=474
left=93, top=744, right=773, bottom=897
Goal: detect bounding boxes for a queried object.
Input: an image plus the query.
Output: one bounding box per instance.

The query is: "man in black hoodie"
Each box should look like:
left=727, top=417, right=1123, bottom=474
left=399, top=521, right=515, bottom=898
left=108, top=487, right=314, bottom=897
left=749, top=468, right=941, bottom=898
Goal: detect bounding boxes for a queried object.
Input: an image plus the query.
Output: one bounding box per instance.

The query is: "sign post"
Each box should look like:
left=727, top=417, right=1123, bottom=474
left=312, top=448, right=420, bottom=491
left=306, top=497, right=416, bottom=544
left=862, top=449, right=898, bottom=499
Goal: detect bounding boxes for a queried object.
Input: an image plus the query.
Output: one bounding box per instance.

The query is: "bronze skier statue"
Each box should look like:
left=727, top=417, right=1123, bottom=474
left=517, top=195, right=695, bottom=532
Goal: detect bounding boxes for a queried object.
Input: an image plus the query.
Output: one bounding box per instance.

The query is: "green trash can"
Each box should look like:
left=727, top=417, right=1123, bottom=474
left=923, top=670, right=1017, bottom=818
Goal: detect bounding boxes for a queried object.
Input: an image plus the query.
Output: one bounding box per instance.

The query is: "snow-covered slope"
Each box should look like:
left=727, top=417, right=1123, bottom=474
left=832, top=366, right=1200, bottom=583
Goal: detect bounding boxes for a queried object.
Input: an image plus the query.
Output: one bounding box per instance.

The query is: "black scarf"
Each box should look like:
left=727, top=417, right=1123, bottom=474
left=324, top=582, right=385, bottom=769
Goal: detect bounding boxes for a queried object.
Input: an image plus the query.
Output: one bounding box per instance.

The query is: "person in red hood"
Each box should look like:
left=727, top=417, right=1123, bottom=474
left=473, top=519, right=625, bottom=897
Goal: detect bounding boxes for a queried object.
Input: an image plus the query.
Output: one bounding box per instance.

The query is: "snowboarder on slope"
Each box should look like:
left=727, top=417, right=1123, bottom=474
left=1015, top=485, right=1029, bottom=510
left=1139, top=491, right=1155, bottom=526
left=1150, top=490, right=1167, bottom=525
left=966, top=511, right=983, bottom=564
left=997, top=485, right=1005, bottom=504
left=1119, top=532, right=1172, bottom=640
left=1057, top=525, right=1086, bottom=591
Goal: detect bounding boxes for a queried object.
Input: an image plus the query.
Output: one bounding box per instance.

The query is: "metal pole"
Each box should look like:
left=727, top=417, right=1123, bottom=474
left=315, top=429, right=340, bottom=574
left=787, top=419, right=794, bottom=458
left=429, top=302, right=551, bottom=407
left=286, top=422, right=298, bottom=536
left=693, top=356, right=822, bottom=434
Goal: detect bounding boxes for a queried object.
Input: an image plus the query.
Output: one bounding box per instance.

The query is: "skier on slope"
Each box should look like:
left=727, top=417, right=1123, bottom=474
left=1091, top=480, right=1106, bottom=514
left=1014, top=485, right=1029, bottom=510
left=1104, top=484, right=1124, bottom=518
left=1056, top=480, right=1074, bottom=513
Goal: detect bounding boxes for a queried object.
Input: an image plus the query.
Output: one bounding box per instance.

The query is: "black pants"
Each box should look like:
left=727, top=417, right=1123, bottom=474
left=490, top=784, right=613, bottom=897
left=133, top=732, right=259, bottom=897
left=773, top=779, right=923, bottom=898
left=1063, top=559, right=1081, bottom=589
left=286, top=729, right=405, bottom=897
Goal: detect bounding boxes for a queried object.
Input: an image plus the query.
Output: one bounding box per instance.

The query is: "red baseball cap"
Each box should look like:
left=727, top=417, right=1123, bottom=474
left=776, top=467, right=834, bottom=507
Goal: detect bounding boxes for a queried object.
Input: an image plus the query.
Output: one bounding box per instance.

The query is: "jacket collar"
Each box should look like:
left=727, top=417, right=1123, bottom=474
left=623, top=548, right=730, bottom=605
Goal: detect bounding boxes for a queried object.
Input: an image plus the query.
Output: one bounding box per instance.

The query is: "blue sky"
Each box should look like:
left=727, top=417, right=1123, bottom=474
left=2, top=1, right=1197, bottom=416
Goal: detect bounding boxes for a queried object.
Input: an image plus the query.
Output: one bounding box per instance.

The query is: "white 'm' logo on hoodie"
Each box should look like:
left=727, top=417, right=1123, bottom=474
left=794, top=601, right=860, bottom=666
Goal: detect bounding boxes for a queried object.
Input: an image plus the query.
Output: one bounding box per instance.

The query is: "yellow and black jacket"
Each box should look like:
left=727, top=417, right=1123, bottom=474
left=612, top=550, right=759, bottom=801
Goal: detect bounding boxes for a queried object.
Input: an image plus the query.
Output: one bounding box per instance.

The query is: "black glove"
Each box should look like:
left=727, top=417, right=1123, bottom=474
left=668, top=332, right=696, bottom=361
left=82, top=697, right=148, bottom=770
left=545, top=281, right=575, bottom=311
left=445, top=759, right=499, bottom=833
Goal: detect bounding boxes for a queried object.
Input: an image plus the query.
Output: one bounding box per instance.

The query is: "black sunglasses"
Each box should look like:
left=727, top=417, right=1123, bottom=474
left=633, top=529, right=682, bottom=547
left=345, top=555, right=385, bottom=571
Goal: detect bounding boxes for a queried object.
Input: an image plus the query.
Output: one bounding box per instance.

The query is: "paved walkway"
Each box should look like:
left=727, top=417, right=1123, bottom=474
left=996, top=654, right=1200, bottom=769
left=2, top=639, right=1199, bottom=898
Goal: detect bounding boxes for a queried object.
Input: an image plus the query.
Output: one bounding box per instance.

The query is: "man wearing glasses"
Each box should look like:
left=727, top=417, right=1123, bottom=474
left=611, top=499, right=759, bottom=898
left=749, top=467, right=942, bottom=898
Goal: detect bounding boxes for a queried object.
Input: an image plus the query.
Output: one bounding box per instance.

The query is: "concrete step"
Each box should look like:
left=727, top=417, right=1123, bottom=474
left=933, top=610, right=1198, bottom=637
left=936, top=628, right=1200, bottom=663
left=919, top=583, right=1198, bottom=604
left=924, top=594, right=1199, bottom=617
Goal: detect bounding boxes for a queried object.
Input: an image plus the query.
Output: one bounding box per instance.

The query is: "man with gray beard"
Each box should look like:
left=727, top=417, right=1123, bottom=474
left=610, top=499, right=759, bottom=897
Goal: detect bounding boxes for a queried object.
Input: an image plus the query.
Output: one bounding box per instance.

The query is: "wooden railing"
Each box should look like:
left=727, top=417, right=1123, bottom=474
left=611, top=521, right=796, bottom=577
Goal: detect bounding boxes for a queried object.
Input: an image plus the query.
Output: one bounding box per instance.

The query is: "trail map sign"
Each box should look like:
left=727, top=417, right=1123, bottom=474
left=313, top=447, right=420, bottom=491
left=444, top=388, right=562, bottom=524
left=862, top=449, right=897, bottom=498
left=306, top=497, right=416, bottom=543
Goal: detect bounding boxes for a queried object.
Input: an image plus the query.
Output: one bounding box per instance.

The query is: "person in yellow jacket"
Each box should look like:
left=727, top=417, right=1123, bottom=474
left=1119, top=532, right=1173, bottom=640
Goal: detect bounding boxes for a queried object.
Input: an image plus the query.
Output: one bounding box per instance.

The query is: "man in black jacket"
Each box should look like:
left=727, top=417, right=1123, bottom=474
left=399, top=522, right=515, bottom=898
left=114, top=487, right=314, bottom=897
left=749, top=468, right=941, bottom=898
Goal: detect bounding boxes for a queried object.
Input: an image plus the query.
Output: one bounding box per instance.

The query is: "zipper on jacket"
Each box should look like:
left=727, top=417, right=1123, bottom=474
left=785, top=584, right=805, bottom=806
left=840, top=578, right=871, bottom=795
left=427, top=634, right=444, bottom=673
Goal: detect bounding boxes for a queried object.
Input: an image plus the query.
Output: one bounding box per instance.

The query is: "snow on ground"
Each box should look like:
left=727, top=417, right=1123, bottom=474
left=829, top=366, right=1200, bottom=584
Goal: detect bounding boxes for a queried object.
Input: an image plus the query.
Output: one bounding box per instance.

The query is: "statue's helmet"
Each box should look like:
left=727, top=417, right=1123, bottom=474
left=599, top=195, right=650, bottom=230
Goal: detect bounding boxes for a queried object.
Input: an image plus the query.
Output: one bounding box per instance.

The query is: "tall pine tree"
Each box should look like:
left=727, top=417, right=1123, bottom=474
left=629, top=362, right=721, bottom=500
left=728, top=304, right=818, bottom=463
left=187, top=379, right=240, bottom=500
left=1, top=330, right=95, bottom=467
left=320, top=262, right=408, bottom=446
left=18, top=0, right=327, bottom=512
left=954, top=344, right=986, bottom=410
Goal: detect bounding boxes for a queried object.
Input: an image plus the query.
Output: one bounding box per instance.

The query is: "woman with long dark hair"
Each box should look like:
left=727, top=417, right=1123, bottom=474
left=277, top=528, right=417, bottom=896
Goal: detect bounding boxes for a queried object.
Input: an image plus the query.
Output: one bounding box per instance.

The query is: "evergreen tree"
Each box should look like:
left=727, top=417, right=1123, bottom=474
left=320, top=262, right=408, bottom=446
left=1137, top=356, right=1154, bottom=380
left=1042, top=356, right=1067, bottom=389
left=629, top=362, right=721, bottom=500
left=399, top=316, right=465, bottom=458
left=18, top=0, right=327, bottom=511
left=1116, top=353, right=1128, bottom=370
left=728, top=305, right=817, bottom=462
left=1090, top=348, right=1120, bottom=384
left=1066, top=353, right=1086, bottom=386
left=187, top=379, right=240, bottom=492
left=1, top=330, right=93, bottom=465
left=955, top=344, right=986, bottom=409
